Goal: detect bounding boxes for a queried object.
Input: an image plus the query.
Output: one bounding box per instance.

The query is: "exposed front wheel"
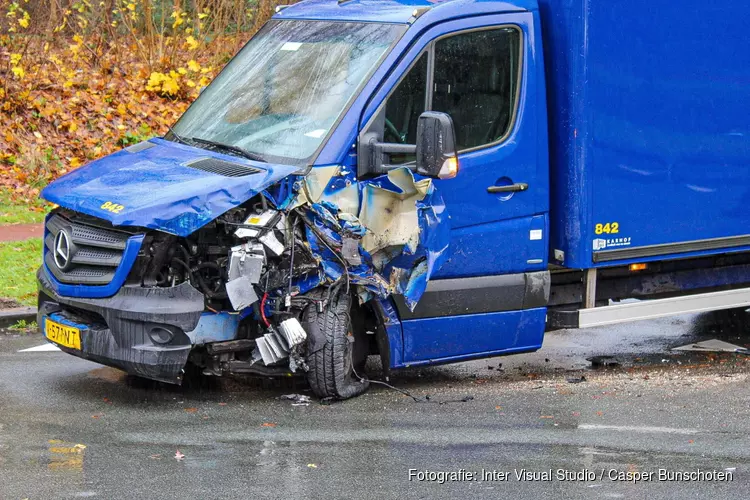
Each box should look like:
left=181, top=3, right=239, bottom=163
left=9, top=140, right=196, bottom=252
left=302, top=288, right=370, bottom=400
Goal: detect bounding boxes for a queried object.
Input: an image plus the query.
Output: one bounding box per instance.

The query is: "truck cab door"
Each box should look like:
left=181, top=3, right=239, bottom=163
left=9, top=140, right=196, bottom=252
left=360, top=12, right=550, bottom=366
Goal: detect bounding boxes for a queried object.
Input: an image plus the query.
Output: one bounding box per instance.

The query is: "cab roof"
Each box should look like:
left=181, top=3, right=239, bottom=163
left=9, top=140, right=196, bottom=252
left=274, top=0, right=534, bottom=25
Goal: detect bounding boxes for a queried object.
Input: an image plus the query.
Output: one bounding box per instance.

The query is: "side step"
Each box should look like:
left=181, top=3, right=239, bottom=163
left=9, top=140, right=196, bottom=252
left=549, top=287, right=750, bottom=329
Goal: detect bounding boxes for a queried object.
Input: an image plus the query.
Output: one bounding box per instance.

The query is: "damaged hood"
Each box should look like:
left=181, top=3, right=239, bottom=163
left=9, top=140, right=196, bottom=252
left=41, top=138, right=299, bottom=236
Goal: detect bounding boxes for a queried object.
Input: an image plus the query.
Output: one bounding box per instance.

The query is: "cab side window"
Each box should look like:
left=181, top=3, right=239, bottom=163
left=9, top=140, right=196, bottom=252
left=432, top=28, right=520, bottom=151
left=380, top=27, right=521, bottom=159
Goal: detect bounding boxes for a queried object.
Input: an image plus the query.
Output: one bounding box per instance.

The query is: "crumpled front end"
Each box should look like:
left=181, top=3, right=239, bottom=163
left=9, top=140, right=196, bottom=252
left=38, top=147, right=451, bottom=381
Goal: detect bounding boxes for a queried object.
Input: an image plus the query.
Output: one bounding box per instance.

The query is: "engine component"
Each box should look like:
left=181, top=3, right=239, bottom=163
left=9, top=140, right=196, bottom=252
left=278, top=317, right=307, bottom=347
left=227, top=243, right=264, bottom=283
left=225, top=276, right=259, bottom=311
left=254, top=328, right=288, bottom=365
left=235, top=210, right=286, bottom=256
left=252, top=318, right=307, bottom=366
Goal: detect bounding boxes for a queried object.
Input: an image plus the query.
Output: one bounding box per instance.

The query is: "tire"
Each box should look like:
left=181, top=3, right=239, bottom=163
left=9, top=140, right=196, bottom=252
left=302, top=288, right=370, bottom=400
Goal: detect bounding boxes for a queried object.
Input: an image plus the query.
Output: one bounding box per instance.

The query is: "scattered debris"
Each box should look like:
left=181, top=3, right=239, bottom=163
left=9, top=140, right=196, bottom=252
left=566, top=376, right=587, bottom=384
left=587, top=355, right=620, bottom=369
left=261, top=422, right=277, bottom=428
left=280, top=394, right=312, bottom=406
left=174, top=450, right=185, bottom=461
left=184, top=408, right=198, bottom=413
left=672, top=339, right=749, bottom=353
left=307, top=463, right=318, bottom=468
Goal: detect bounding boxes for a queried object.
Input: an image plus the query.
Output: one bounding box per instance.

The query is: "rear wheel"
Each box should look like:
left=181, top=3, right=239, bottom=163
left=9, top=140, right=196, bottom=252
left=302, top=288, right=370, bottom=400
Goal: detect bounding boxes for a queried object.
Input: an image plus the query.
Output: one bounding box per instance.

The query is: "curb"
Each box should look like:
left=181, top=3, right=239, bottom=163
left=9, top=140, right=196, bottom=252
left=0, top=307, right=37, bottom=328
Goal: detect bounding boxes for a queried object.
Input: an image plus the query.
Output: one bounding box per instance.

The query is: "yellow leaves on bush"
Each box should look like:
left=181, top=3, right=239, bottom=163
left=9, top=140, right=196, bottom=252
left=146, top=72, right=166, bottom=91
left=146, top=71, right=181, bottom=96
left=144, top=57, right=210, bottom=97
left=170, top=9, right=187, bottom=29
left=1, top=0, right=275, bottom=201
left=10, top=54, right=25, bottom=79
left=185, top=36, right=199, bottom=51
left=19, top=10, right=30, bottom=29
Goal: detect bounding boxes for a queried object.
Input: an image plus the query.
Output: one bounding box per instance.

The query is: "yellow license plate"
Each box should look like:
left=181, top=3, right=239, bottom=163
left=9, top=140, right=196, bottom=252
left=45, top=318, right=81, bottom=350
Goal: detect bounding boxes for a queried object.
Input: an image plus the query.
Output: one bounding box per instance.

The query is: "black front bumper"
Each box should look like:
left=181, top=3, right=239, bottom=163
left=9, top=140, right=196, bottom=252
left=37, top=268, right=205, bottom=384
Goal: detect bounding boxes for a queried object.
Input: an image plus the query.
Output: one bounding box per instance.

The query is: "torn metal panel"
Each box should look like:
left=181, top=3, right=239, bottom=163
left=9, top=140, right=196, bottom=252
left=320, top=165, right=360, bottom=215
left=296, top=164, right=340, bottom=208
left=297, top=166, right=450, bottom=310
left=359, top=168, right=432, bottom=255
left=382, top=181, right=451, bottom=310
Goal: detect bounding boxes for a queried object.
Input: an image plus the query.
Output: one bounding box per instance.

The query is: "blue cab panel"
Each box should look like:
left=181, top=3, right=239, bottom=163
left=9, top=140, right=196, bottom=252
left=540, top=0, right=750, bottom=268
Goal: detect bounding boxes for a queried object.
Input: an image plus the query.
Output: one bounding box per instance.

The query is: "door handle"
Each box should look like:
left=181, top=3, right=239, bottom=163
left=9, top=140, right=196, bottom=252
left=487, top=183, right=528, bottom=194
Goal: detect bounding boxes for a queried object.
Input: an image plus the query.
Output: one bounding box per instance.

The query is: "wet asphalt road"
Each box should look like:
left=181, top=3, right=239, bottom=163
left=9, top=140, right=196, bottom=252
left=2, top=311, right=750, bottom=499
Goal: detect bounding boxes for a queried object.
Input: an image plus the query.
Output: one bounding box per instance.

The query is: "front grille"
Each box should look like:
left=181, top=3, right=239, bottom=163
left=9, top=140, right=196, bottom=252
left=183, top=157, right=262, bottom=178
left=44, top=212, right=135, bottom=285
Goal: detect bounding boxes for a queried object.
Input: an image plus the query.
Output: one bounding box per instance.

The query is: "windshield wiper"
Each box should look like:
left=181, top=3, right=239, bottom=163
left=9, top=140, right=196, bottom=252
left=165, top=125, right=193, bottom=146
left=190, top=137, right=267, bottom=163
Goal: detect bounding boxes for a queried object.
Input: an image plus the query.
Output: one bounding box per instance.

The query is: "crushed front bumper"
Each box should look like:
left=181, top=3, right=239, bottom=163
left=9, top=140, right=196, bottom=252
left=37, top=268, right=205, bottom=384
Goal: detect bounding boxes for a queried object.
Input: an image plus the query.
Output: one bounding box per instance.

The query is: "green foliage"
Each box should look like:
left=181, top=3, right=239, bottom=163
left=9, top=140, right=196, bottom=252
left=0, top=238, right=42, bottom=306
left=0, top=188, right=48, bottom=225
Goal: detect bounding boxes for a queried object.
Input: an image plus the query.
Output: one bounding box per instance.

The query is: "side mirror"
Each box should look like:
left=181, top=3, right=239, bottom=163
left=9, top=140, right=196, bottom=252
left=415, top=111, right=459, bottom=179
left=357, top=110, right=459, bottom=180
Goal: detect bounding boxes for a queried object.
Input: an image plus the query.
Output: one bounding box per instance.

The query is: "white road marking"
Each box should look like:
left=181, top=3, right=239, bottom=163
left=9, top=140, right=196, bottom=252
left=578, top=424, right=699, bottom=435
left=18, top=343, right=60, bottom=352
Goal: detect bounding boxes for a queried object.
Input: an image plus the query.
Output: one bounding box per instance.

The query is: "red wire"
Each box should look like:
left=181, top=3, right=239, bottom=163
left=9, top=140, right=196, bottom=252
left=260, top=293, right=270, bottom=327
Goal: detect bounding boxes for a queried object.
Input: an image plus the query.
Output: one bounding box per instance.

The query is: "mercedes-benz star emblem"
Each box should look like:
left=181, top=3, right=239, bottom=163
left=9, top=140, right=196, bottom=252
left=54, top=230, right=72, bottom=271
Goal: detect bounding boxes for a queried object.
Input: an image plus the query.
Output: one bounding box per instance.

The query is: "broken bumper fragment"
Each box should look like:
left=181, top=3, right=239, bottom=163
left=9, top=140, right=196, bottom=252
left=37, top=268, right=204, bottom=383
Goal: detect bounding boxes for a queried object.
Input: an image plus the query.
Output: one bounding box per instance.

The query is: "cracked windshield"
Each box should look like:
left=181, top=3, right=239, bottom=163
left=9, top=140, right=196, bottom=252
left=172, top=20, right=403, bottom=164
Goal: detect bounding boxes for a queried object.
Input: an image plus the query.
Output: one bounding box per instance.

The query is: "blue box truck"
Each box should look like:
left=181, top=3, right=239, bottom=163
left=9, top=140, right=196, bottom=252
left=37, top=0, right=750, bottom=399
